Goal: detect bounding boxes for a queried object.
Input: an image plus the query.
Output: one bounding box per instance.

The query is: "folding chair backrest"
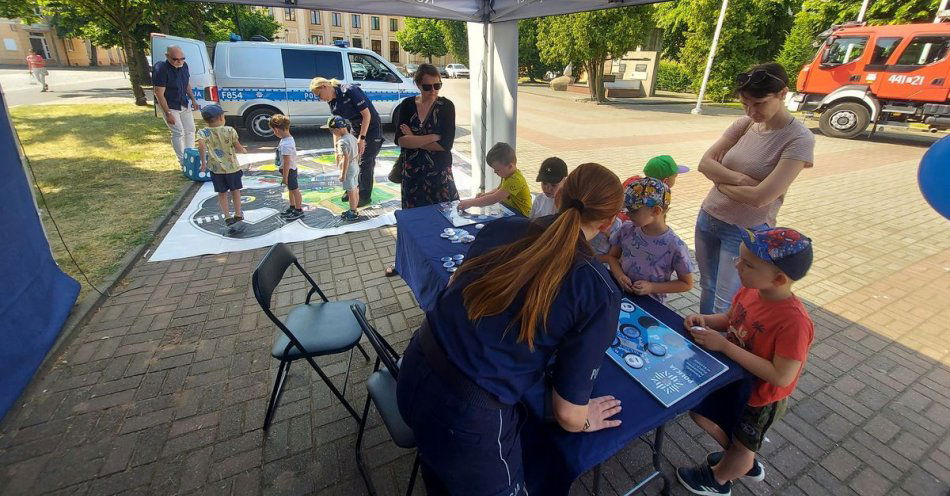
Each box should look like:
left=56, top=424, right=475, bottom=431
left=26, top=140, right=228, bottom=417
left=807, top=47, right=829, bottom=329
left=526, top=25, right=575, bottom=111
left=252, top=243, right=297, bottom=310
left=351, top=305, right=400, bottom=378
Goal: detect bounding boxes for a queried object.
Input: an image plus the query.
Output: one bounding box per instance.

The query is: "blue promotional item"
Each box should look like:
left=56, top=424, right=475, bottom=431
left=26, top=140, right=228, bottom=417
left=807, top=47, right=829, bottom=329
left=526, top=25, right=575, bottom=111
left=182, top=147, right=212, bottom=182
left=918, top=135, right=950, bottom=220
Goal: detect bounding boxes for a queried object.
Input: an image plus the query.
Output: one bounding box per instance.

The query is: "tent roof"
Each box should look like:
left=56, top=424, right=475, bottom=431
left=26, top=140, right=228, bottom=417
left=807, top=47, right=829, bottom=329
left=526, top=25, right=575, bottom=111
left=192, top=0, right=663, bottom=22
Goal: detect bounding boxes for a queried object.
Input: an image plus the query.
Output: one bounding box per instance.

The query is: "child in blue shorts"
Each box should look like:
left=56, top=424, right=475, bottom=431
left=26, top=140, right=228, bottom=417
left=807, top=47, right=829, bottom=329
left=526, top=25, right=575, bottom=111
left=197, top=104, right=247, bottom=226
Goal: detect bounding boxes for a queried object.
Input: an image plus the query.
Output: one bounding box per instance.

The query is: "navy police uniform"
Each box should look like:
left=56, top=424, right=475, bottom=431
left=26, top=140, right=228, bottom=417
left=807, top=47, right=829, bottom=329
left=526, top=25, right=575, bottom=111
left=396, top=216, right=621, bottom=495
left=329, top=84, right=383, bottom=204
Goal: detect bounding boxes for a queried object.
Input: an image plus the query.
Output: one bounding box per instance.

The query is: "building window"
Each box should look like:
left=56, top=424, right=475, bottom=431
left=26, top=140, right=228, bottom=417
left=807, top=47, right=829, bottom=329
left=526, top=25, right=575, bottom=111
left=311, top=34, right=324, bottom=45
left=390, top=18, right=398, bottom=31
left=66, top=39, right=74, bottom=52
left=352, top=15, right=361, bottom=29
left=371, top=39, right=382, bottom=55
left=332, top=12, right=342, bottom=27
left=284, top=8, right=295, bottom=21
left=352, top=38, right=362, bottom=49
left=310, top=10, right=320, bottom=24
left=389, top=41, right=400, bottom=63
left=371, top=16, right=380, bottom=30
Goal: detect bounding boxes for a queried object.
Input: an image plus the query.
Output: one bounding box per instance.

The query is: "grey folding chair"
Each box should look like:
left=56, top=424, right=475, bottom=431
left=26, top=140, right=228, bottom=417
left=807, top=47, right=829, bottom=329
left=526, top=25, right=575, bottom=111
left=252, top=243, right=369, bottom=430
left=351, top=304, right=420, bottom=496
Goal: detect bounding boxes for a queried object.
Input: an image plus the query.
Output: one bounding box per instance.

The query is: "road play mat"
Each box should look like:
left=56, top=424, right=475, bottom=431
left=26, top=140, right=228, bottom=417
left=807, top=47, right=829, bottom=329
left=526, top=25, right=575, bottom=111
left=149, top=145, right=474, bottom=262
left=606, top=298, right=729, bottom=407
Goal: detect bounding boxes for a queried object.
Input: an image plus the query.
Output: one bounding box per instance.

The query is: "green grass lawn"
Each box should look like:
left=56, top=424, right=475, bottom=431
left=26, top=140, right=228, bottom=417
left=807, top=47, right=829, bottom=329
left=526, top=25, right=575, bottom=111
left=11, top=104, right=187, bottom=297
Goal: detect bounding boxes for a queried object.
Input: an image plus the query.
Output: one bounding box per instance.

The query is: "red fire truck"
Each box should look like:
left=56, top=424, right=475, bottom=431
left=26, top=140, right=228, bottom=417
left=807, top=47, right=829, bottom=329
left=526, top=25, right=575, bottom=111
left=786, top=21, right=950, bottom=139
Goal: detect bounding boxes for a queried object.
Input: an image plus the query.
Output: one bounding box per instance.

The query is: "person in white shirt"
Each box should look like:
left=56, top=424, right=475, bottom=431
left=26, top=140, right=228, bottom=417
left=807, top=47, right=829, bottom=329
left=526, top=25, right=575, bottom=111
left=529, top=157, right=568, bottom=218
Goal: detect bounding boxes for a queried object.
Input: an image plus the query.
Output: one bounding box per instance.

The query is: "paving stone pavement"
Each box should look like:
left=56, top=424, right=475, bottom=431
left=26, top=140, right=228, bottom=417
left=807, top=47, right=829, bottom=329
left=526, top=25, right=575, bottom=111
left=2, top=81, right=949, bottom=496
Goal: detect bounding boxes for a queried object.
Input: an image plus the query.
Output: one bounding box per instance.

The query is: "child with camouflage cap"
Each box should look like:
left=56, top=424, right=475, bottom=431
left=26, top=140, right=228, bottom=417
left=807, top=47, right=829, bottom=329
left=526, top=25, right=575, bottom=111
left=606, top=177, right=694, bottom=301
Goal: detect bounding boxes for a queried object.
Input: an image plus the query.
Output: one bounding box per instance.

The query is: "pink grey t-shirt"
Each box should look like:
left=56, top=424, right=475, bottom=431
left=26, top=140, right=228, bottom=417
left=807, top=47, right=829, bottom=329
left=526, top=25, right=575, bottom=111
left=701, top=116, right=815, bottom=228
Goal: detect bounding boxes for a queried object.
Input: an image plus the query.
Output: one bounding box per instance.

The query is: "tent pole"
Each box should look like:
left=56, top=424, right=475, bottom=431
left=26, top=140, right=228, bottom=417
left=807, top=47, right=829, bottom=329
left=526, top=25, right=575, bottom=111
left=692, top=0, right=729, bottom=115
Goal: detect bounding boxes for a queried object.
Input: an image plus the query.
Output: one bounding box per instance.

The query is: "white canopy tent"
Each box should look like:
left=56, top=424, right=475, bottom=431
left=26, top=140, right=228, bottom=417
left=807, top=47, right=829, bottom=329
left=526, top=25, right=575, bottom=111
left=192, top=0, right=663, bottom=190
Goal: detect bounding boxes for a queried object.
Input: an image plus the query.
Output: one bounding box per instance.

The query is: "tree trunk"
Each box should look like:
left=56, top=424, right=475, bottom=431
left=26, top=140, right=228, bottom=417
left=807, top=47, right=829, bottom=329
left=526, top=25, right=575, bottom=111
left=120, top=33, right=148, bottom=106
left=134, top=46, right=151, bottom=82
left=88, top=41, right=98, bottom=67
left=586, top=59, right=606, bottom=103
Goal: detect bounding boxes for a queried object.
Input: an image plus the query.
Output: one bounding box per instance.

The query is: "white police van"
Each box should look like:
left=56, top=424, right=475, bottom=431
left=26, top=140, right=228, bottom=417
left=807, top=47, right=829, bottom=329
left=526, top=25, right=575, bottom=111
left=151, top=33, right=419, bottom=139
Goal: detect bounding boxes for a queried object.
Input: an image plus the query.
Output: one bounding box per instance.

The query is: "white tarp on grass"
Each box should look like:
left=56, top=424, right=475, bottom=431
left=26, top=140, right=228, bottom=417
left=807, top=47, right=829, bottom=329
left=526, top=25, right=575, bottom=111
left=149, top=145, right=473, bottom=262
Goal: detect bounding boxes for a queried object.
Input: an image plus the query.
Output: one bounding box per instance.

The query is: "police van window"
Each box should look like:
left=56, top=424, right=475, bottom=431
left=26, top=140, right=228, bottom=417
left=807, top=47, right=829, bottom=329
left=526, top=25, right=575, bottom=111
left=895, top=36, right=950, bottom=67
left=348, top=53, right=399, bottom=82
left=869, top=37, right=902, bottom=65
left=281, top=49, right=344, bottom=79
left=821, top=36, right=868, bottom=66
left=228, top=47, right=282, bottom=79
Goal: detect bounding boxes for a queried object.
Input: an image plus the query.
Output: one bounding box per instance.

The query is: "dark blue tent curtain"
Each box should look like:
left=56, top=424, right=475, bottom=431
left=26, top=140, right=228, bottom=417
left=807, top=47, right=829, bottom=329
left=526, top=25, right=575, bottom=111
left=0, top=87, right=80, bottom=420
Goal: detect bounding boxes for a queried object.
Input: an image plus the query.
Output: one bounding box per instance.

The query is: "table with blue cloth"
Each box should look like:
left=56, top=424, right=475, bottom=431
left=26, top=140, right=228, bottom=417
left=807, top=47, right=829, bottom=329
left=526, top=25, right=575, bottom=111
left=394, top=204, right=751, bottom=495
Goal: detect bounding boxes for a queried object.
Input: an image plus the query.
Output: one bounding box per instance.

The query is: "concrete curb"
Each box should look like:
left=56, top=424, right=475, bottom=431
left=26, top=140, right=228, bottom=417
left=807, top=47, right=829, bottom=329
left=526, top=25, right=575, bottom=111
left=48, top=178, right=199, bottom=357
left=3, top=178, right=200, bottom=421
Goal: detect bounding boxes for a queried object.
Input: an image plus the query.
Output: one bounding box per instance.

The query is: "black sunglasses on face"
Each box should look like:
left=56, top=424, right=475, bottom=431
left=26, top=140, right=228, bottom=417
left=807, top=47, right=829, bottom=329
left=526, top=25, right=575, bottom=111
left=421, top=82, right=442, bottom=91
left=736, top=69, right=784, bottom=89
left=170, top=57, right=186, bottom=62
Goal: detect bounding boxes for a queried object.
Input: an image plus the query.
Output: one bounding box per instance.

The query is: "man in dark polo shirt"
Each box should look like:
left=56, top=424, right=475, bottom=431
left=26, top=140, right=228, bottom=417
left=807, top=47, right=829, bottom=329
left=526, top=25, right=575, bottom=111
left=153, top=45, right=199, bottom=163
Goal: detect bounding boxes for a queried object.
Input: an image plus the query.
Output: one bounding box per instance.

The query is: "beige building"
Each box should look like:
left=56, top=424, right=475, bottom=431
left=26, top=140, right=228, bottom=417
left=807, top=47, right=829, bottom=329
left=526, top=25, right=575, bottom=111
left=267, top=8, right=458, bottom=67
left=0, top=18, right=125, bottom=67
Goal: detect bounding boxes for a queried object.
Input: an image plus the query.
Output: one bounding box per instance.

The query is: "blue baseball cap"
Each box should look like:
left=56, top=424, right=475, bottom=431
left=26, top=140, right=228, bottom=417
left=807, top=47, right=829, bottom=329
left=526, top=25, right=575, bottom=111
left=200, top=104, right=224, bottom=120
left=321, top=115, right=349, bottom=129
left=741, top=227, right=813, bottom=280
left=624, top=177, right=671, bottom=211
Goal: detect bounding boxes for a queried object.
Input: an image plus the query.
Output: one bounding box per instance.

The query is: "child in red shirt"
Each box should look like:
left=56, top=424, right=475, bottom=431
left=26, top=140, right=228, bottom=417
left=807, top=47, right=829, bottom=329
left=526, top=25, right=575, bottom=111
left=677, top=227, right=814, bottom=496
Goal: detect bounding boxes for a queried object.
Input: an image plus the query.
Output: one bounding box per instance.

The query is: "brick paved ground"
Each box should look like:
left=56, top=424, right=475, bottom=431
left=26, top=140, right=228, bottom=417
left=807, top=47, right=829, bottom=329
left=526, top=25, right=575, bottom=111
left=2, top=81, right=949, bottom=496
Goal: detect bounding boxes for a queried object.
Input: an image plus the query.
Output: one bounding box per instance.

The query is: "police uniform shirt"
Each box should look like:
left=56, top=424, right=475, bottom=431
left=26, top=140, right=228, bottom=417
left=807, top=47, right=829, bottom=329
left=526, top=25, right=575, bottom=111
left=428, top=216, right=621, bottom=406
left=329, top=84, right=382, bottom=139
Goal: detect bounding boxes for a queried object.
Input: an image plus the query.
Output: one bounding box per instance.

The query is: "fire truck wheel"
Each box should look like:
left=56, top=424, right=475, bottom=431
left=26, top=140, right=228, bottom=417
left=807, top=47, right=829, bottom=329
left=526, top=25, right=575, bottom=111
left=819, top=102, right=871, bottom=139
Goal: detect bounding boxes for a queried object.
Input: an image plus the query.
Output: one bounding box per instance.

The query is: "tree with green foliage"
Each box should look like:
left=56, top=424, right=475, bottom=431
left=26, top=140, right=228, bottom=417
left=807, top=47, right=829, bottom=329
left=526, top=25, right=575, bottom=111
left=438, top=20, right=468, bottom=66
left=657, top=0, right=800, bottom=102
left=397, top=18, right=447, bottom=64
left=536, top=7, right=654, bottom=102
left=778, top=0, right=941, bottom=88
left=518, top=18, right=556, bottom=83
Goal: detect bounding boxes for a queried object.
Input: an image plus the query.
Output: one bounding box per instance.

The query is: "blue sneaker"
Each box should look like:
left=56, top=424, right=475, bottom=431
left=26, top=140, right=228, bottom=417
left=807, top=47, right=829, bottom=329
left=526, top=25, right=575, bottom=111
left=676, top=463, right=732, bottom=496
left=706, top=451, right=765, bottom=481
left=341, top=210, right=359, bottom=221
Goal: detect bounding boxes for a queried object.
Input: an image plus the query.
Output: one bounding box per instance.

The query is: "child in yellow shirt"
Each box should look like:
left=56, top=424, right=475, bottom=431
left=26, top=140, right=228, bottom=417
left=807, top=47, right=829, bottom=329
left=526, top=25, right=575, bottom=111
left=458, top=142, right=531, bottom=216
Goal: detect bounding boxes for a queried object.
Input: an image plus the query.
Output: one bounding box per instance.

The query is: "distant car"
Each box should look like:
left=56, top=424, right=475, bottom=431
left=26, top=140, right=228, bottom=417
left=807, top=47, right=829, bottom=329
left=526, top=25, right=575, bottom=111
left=405, top=63, right=419, bottom=77
left=350, top=62, right=368, bottom=80
left=446, top=64, right=469, bottom=78
left=435, top=65, right=449, bottom=77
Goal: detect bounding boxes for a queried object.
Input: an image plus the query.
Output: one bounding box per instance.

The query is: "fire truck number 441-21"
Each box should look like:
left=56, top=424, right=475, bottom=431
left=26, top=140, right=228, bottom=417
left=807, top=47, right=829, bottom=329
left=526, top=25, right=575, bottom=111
left=888, top=75, right=925, bottom=85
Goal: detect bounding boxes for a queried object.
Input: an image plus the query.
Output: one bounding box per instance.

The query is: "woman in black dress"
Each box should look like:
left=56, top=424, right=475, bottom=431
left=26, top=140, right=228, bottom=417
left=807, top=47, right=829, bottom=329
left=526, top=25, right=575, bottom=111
left=385, top=64, right=458, bottom=277
left=395, top=64, right=458, bottom=208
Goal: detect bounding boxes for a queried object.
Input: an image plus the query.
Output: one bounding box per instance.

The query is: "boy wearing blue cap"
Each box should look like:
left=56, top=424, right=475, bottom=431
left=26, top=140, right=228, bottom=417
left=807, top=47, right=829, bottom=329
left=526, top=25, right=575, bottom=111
left=197, top=104, right=247, bottom=225
left=323, top=116, right=361, bottom=221
left=607, top=177, right=694, bottom=301
left=678, top=227, right=815, bottom=496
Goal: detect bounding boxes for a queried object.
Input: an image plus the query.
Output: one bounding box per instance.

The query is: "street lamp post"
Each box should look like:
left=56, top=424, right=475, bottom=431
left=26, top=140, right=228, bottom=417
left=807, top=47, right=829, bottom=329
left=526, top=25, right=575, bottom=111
left=692, top=0, right=729, bottom=115
left=857, top=0, right=871, bottom=22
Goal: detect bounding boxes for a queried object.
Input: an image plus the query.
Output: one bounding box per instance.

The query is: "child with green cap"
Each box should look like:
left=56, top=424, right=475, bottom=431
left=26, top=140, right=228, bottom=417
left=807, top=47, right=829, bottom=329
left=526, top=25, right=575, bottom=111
left=643, top=155, right=690, bottom=188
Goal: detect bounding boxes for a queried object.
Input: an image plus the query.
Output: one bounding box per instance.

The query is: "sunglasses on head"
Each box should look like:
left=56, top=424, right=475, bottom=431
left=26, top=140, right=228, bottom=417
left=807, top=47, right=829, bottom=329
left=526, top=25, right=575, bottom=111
left=420, top=82, right=442, bottom=91
left=736, top=69, right=784, bottom=89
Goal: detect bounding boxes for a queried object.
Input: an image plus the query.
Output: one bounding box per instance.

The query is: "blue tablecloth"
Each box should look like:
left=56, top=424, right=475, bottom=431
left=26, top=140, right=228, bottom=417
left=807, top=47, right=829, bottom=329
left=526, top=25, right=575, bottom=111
left=393, top=204, right=750, bottom=494
left=394, top=204, right=476, bottom=312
